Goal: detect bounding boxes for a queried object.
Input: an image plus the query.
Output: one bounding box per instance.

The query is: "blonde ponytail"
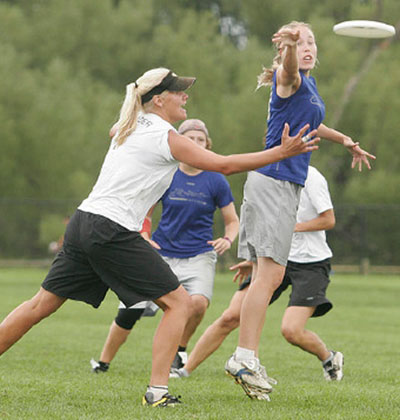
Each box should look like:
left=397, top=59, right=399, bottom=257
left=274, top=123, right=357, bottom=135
left=114, top=68, right=171, bottom=147
left=256, top=61, right=279, bottom=89
left=115, top=83, right=141, bottom=146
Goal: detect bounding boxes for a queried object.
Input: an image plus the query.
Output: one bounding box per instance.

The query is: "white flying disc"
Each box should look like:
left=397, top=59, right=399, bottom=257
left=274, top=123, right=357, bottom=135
left=333, top=20, right=396, bottom=38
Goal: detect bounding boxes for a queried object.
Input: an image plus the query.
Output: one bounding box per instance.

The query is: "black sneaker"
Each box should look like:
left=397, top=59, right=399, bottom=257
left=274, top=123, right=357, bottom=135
left=142, top=391, right=182, bottom=407
left=171, top=351, right=187, bottom=369
left=90, top=358, right=109, bottom=373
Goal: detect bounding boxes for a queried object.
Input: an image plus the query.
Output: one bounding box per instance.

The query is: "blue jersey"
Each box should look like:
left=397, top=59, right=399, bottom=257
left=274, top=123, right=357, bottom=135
left=152, top=169, right=234, bottom=258
left=256, top=71, right=325, bottom=186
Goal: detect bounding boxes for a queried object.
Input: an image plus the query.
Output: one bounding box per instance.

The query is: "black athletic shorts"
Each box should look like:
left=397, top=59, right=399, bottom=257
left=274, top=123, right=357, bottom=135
left=238, top=259, right=332, bottom=317
left=42, top=210, right=180, bottom=308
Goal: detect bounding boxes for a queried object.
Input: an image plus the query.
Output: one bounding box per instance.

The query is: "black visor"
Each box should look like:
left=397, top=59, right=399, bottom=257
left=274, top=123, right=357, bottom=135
left=141, top=71, right=196, bottom=104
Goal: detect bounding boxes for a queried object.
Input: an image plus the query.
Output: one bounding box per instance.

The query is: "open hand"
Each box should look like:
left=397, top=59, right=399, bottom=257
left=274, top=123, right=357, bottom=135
left=229, top=260, right=253, bottom=285
left=280, top=123, right=320, bottom=158
left=343, top=139, right=376, bottom=171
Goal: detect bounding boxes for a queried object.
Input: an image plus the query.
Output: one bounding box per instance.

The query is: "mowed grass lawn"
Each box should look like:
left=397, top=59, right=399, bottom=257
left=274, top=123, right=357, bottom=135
left=0, top=268, right=399, bottom=420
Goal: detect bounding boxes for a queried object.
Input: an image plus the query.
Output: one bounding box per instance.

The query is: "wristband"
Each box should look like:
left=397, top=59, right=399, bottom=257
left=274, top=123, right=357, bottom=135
left=140, top=217, right=152, bottom=234
left=224, top=236, right=232, bottom=246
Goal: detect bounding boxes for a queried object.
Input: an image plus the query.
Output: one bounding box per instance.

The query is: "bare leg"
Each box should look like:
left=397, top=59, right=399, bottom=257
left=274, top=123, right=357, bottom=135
left=281, top=306, right=331, bottom=361
left=99, top=321, right=132, bottom=364
left=180, top=294, right=208, bottom=347
left=238, top=257, right=285, bottom=351
left=149, top=285, right=190, bottom=386
left=0, top=287, right=66, bottom=355
left=185, top=289, right=245, bottom=373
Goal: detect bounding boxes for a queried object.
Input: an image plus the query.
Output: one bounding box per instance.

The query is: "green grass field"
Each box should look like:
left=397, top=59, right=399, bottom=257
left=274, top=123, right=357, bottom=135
left=0, top=268, right=399, bottom=419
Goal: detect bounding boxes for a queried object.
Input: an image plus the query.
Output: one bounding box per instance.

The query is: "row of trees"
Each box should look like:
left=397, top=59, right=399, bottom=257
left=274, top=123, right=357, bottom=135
left=0, top=0, right=399, bottom=262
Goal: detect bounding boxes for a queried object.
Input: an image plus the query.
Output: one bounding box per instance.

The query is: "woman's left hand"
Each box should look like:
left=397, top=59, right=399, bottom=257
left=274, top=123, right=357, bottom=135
left=343, top=137, right=376, bottom=171
left=208, top=237, right=231, bottom=255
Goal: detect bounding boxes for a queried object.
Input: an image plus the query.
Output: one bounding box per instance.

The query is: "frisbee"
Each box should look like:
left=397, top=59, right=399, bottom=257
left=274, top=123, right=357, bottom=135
left=333, top=20, right=396, bottom=38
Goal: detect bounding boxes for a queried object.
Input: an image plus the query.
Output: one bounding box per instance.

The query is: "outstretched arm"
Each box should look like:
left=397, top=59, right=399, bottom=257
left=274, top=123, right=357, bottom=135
left=169, top=123, right=319, bottom=176
left=273, top=28, right=302, bottom=97
left=317, top=123, right=376, bottom=171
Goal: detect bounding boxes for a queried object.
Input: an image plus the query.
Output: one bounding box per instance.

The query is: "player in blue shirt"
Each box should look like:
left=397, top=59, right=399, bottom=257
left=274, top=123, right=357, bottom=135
left=225, top=21, right=376, bottom=400
left=91, top=119, right=240, bottom=375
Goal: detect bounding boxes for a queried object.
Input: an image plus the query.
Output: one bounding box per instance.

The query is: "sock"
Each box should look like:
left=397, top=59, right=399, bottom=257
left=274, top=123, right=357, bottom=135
left=322, top=351, right=334, bottom=366
left=178, top=346, right=187, bottom=352
left=179, top=368, right=190, bottom=377
left=235, top=346, right=256, bottom=362
left=147, top=385, right=168, bottom=400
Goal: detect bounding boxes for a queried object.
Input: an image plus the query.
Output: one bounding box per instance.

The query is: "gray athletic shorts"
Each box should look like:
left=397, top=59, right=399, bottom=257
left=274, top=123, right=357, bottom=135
left=238, top=171, right=302, bottom=266
left=121, top=250, right=217, bottom=311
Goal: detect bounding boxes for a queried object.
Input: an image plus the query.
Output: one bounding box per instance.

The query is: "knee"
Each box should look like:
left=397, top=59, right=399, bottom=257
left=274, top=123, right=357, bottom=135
left=115, top=308, right=143, bottom=330
left=190, top=296, right=208, bottom=318
left=281, top=324, right=301, bottom=345
left=219, top=309, right=240, bottom=332
left=158, top=286, right=191, bottom=318
left=29, top=291, right=63, bottom=322
left=254, top=273, right=283, bottom=297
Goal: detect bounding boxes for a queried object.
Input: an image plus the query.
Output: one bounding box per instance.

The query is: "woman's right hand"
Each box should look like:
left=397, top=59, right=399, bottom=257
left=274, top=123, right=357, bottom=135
left=279, top=123, right=320, bottom=158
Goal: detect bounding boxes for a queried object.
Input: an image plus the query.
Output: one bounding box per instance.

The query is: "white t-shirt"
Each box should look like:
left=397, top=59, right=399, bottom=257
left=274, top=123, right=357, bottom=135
left=288, top=166, right=333, bottom=263
left=79, top=113, right=179, bottom=231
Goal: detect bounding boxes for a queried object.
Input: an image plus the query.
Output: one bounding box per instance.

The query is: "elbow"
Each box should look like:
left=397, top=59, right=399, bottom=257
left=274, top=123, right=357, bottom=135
left=222, top=168, right=236, bottom=176
left=219, top=163, right=236, bottom=176
left=327, top=222, right=335, bottom=231
left=216, top=156, right=243, bottom=176
left=327, top=216, right=336, bottom=230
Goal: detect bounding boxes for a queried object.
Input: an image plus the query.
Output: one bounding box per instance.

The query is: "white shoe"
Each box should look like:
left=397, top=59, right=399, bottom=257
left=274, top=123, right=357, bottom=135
left=90, top=358, right=109, bottom=373
left=169, top=367, right=190, bottom=378
left=258, top=361, right=278, bottom=385
left=225, top=355, right=273, bottom=399
left=247, top=389, right=271, bottom=401
left=323, top=351, right=344, bottom=381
